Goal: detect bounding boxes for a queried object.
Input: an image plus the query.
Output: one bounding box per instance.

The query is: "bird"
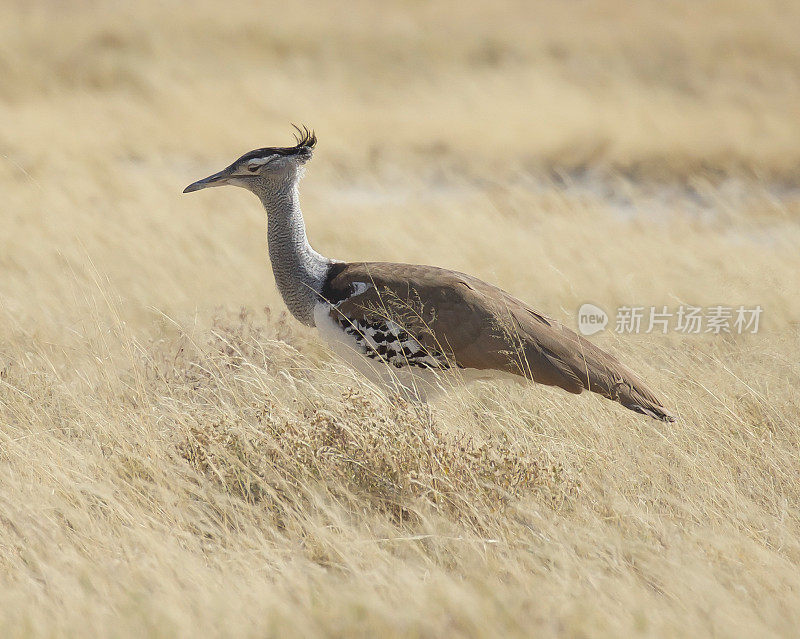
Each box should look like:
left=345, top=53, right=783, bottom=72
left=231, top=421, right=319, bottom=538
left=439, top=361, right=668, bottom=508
left=183, top=126, right=675, bottom=422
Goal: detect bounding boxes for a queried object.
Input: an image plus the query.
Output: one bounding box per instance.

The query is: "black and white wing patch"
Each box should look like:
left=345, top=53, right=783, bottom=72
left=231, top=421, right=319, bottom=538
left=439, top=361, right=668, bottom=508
left=332, top=313, right=455, bottom=369
left=324, top=280, right=454, bottom=370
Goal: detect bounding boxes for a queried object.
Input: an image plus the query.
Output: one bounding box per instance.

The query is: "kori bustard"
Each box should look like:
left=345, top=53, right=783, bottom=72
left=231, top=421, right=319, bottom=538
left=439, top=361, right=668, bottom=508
left=184, top=127, right=674, bottom=422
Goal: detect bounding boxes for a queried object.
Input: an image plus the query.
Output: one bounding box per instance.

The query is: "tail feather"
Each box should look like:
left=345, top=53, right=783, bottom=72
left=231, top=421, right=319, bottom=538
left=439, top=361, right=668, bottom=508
left=527, top=327, right=676, bottom=422
left=506, top=300, right=675, bottom=422
left=589, top=359, right=676, bottom=422
left=618, top=387, right=676, bottom=422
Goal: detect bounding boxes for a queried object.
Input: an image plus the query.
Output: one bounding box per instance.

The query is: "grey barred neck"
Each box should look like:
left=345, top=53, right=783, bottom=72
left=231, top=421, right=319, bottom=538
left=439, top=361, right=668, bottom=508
left=252, top=178, right=334, bottom=326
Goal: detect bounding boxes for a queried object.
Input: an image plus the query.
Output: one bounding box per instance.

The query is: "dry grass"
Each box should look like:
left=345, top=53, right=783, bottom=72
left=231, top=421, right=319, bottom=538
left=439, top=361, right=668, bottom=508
left=1, top=0, right=800, bottom=636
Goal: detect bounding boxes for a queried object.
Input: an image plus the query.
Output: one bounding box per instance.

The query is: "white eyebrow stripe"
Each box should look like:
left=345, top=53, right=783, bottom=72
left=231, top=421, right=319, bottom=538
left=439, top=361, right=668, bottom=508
left=247, top=156, right=275, bottom=167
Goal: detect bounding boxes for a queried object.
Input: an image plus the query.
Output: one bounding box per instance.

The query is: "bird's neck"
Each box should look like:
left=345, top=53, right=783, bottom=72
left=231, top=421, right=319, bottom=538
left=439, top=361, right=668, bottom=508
left=254, top=180, right=332, bottom=326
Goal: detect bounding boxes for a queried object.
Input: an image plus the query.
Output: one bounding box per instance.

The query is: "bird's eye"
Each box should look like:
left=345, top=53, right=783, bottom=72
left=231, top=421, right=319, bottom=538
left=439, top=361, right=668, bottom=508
left=245, top=156, right=275, bottom=173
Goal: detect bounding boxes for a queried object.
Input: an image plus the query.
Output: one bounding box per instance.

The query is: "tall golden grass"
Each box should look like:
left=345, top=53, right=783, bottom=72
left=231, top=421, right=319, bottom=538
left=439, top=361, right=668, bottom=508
left=1, top=0, right=799, bottom=636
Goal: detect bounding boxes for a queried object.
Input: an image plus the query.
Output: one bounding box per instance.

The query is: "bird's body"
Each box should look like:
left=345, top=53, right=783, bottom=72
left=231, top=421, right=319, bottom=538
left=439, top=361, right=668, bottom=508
left=184, top=128, right=675, bottom=421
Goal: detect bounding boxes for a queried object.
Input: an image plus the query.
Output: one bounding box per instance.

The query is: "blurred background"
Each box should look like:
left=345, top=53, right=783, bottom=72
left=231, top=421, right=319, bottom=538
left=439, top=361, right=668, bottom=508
left=2, top=0, right=799, bottom=342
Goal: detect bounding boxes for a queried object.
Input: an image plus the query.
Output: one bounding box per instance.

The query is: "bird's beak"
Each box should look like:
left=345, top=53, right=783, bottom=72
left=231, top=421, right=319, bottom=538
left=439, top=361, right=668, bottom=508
left=183, top=167, right=233, bottom=193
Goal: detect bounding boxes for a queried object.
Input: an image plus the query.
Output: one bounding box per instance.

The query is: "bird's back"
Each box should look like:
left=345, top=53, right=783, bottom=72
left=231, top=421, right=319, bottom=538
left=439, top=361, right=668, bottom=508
left=321, top=261, right=675, bottom=421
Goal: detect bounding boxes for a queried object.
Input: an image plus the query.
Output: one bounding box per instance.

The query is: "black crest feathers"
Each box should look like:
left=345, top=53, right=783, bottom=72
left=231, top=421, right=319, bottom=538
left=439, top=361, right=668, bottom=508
left=292, top=124, right=317, bottom=150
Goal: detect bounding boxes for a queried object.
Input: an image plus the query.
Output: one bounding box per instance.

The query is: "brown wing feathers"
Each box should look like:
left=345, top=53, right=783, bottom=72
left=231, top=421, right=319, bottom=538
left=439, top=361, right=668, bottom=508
left=323, top=262, right=675, bottom=422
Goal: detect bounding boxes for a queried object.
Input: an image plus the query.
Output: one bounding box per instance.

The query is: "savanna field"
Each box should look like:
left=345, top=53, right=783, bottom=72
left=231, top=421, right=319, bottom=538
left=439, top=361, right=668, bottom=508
left=2, top=1, right=800, bottom=636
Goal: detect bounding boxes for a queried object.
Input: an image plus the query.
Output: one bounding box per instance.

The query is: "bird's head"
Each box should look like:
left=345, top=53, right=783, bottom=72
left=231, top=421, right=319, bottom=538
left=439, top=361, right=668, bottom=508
left=183, top=125, right=316, bottom=195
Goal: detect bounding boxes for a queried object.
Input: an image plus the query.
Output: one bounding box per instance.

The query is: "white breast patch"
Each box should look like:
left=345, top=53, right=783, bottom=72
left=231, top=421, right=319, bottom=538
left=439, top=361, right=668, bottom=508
left=348, top=281, right=370, bottom=298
